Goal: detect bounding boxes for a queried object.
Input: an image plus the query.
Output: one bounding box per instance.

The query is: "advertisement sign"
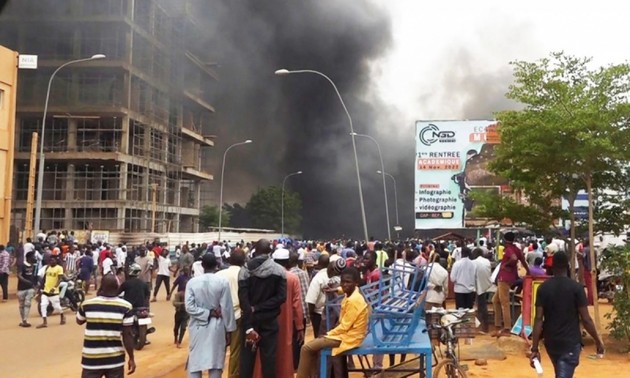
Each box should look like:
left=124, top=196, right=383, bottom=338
left=415, top=120, right=502, bottom=229
left=90, top=230, right=110, bottom=244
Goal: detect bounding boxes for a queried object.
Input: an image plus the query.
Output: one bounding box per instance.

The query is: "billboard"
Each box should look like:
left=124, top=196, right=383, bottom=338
left=415, top=120, right=503, bottom=229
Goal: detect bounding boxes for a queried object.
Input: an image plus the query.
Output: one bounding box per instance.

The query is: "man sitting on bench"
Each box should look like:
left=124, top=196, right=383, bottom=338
left=296, top=267, right=369, bottom=378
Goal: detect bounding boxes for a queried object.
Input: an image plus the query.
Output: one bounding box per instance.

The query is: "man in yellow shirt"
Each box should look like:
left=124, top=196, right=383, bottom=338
left=37, top=256, right=66, bottom=328
left=296, top=266, right=369, bottom=378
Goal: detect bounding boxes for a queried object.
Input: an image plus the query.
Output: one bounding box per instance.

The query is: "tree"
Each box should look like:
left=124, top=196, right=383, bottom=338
left=469, top=190, right=563, bottom=234
left=222, top=203, right=251, bottom=228
left=199, top=205, right=229, bottom=230
left=246, top=186, right=302, bottom=234
left=493, top=52, right=630, bottom=330
left=600, top=244, right=630, bottom=348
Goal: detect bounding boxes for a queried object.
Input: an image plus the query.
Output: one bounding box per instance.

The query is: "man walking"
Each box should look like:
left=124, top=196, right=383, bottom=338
left=77, top=274, right=136, bottom=377
left=152, top=250, right=172, bottom=302
left=530, top=251, right=604, bottom=378
left=17, top=252, right=38, bottom=327
left=238, top=239, right=287, bottom=378
left=37, top=255, right=66, bottom=328
left=216, top=249, right=245, bottom=378
left=185, top=253, right=236, bottom=378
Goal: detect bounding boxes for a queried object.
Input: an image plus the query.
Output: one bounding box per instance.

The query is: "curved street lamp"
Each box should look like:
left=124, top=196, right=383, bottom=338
left=281, top=170, right=303, bottom=237
left=34, top=54, right=106, bottom=233
left=352, top=132, right=390, bottom=240
left=218, top=139, right=252, bottom=241
left=275, top=68, right=369, bottom=241
left=377, top=170, right=399, bottom=236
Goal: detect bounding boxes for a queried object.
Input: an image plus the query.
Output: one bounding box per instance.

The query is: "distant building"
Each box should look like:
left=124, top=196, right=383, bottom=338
left=0, top=0, right=218, bottom=233
left=0, top=45, right=18, bottom=243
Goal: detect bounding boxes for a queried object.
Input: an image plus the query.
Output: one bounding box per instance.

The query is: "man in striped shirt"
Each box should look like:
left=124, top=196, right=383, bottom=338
left=76, top=275, right=136, bottom=377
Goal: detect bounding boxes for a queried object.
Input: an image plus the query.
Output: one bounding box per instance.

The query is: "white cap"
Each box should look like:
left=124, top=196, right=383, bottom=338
left=272, top=248, right=290, bottom=260
left=275, top=243, right=284, bottom=249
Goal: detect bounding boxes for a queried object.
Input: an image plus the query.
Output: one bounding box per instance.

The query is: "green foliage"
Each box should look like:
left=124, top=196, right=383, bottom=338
left=469, top=190, right=563, bottom=234
left=245, top=186, right=302, bottom=234
left=600, top=245, right=630, bottom=345
left=199, top=205, right=229, bottom=230
left=492, top=52, right=630, bottom=234
left=222, top=203, right=251, bottom=228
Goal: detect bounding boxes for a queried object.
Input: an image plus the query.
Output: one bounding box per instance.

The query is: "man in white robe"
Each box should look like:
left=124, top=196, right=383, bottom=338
left=185, top=253, right=236, bottom=378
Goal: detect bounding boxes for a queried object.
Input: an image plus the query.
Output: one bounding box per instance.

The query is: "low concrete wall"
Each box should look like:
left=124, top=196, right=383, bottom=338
left=107, top=231, right=285, bottom=246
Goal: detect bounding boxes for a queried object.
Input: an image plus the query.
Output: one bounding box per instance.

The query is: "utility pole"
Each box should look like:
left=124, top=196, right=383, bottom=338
left=151, top=183, right=158, bottom=233
left=24, top=132, right=38, bottom=241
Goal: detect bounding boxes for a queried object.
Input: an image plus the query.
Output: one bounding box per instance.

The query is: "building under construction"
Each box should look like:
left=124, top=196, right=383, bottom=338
left=0, top=0, right=217, bottom=234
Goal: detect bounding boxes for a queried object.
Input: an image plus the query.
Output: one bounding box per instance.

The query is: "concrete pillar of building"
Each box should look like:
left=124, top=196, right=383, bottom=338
left=67, top=118, right=77, bottom=152
left=118, top=163, right=128, bottom=201
left=193, top=182, right=201, bottom=233
left=120, top=116, right=130, bottom=154
left=64, top=164, right=75, bottom=230
left=144, top=126, right=151, bottom=160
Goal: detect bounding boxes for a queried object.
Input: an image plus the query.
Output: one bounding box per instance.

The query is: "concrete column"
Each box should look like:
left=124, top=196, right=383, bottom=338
left=64, top=164, right=75, bottom=230
left=118, top=163, right=128, bottom=201
left=193, top=182, right=201, bottom=233
left=121, top=116, right=129, bottom=154
left=67, top=118, right=77, bottom=152
left=143, top=126, right=151, bottom=159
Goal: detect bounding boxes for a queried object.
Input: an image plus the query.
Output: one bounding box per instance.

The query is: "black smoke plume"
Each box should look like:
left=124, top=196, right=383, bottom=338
left=203, top=0, right=395, bottom=239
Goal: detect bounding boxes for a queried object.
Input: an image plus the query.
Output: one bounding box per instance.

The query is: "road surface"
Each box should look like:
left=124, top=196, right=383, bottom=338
left=0, top=276, right=188, bottom=377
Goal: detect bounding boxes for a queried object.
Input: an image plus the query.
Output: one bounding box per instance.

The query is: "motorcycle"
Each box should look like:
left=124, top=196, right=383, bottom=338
left=62, top=274, right=86, bottom=312
left=132, top=307, right=156, bottom=350
left=598, top=271, right=623, bottom=303
left=37, top=274, right=85, bottom=316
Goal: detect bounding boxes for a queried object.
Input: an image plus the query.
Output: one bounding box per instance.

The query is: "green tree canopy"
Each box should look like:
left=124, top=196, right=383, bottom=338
left=246, top=186, right=302, bottom=234
left=199, top=205, right=229, bottom=230
left=492, top=52, right=630, bottom=235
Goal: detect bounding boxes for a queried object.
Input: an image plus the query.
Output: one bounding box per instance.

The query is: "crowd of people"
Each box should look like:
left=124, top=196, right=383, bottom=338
left=0, top=230, right=607, bottom=378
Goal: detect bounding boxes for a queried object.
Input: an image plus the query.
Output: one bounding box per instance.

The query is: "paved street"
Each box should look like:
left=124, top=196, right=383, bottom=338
left=0, top=276, right=188, bottom=378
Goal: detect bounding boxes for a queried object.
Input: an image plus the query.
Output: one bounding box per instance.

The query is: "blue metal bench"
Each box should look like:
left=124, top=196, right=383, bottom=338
left=320, top=263, right=434, bottom=377
left=319, top=319, right=433, bottom=378
left=361, top=264, right=432, bottom=347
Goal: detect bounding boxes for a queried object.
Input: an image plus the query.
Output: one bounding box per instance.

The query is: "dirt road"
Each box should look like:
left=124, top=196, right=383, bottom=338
left=0, top=276, right=188, bottom=378
left=2, top=275, right=628, bottom=377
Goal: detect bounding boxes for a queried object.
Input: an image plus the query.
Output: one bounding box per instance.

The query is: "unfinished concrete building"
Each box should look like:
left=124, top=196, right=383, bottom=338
left=0, top=0, right=217, bottom=233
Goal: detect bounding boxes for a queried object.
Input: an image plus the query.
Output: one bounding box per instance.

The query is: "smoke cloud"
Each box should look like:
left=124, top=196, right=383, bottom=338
left=203, top=0, right=395, bottom=239
left=0, top=0, right=528, bottom=239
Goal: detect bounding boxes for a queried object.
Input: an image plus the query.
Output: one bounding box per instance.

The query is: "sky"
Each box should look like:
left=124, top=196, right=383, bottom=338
left=372, top=0, right=630, bottom=125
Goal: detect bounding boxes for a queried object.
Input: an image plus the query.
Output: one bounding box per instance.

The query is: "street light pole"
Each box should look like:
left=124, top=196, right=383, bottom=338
left=275, top=68, right=369, bottom=241
left=281, top=170, right=303, bottom=237
left=33, top=54, right=106, bottom=233
left=352, top=132, right=390, bottom=240
left=217, top=139, right=252, bottom=242
left=378, top=170, right=399, bottom=234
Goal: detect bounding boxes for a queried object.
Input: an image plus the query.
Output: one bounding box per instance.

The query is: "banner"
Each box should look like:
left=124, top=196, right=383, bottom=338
left=415, top=120, right=502, bottom=229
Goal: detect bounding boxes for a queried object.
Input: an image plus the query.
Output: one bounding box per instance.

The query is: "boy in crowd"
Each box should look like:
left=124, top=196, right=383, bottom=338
left=296, top=266, right=369, bottom=377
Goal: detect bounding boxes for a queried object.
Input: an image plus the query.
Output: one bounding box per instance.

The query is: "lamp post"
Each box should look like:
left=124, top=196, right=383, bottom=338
left=281, top=170, right=303, bottom=237
left=218, top=139, right=252, bottom=242
left=33, top=54, right=106, bottom=233
left=275, top=69, right=369, bottom=241
left=351, top=132, right=390, bottom=240
left=377, top=170, right=399, bottom=236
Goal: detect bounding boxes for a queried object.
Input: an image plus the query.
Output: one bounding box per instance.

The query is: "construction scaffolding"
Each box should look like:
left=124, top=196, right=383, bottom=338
left=1, top=0, right=218, bottom=236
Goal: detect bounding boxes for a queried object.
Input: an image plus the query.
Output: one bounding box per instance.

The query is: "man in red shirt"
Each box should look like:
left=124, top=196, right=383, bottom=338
left=492, top=232, right=529, bottom=337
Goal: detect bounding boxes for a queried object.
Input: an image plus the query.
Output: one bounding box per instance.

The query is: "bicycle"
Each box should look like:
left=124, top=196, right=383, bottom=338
left=427, top=308, right=474, bottom=378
